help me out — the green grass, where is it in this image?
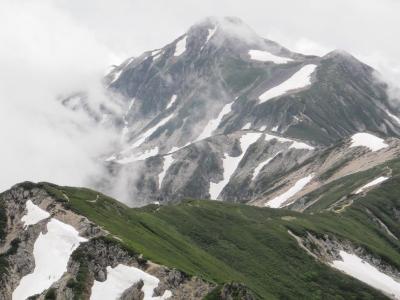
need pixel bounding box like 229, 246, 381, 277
32, 180, 400, 299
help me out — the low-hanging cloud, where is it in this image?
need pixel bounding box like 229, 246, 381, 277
0, 0, 121, 192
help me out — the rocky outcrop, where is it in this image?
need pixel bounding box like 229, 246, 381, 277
289, 230, 400, 280
0, 183, 214, 300
219, 282, 256, 300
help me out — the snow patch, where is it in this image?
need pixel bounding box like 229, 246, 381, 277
248, 49, 293, 64
350, 133, 388, 152
386, 110, 400, 124
271, 126, 278, 132
264, 133, 314, 150
206, 27, 217, 43
242, 122, 251, 130
21, 200, 50, 228
331, 251, 400, 299
91, 264, 172, 300
355, 176, 389, 194
109, 69, 123, 84
174, 36, 187, 57
266, 174, 314, 208
13, 219, 87, 300
117, 147, 159, 164
128, 98, 136, 111
259, 64, 317, 103
252, 152, 281, 180
259, 125, 267, 131
210, 132, 262, 199
196, 102, 233, 141
158, 154, 175, 187
130, 114, 175, 149
166, 95, 177, 109
151, 49, 162, 60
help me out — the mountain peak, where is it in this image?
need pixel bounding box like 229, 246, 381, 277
188, 16, 262, 45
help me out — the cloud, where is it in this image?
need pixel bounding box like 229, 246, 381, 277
0, 0, 120, 191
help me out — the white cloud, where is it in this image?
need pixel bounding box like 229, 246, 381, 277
0, 0, 120, 191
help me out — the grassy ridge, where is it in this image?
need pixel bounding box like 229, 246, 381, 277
38, 178, 400, 299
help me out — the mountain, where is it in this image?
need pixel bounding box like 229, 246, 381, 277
3, 16, 400, 300
86, 17, 400, 206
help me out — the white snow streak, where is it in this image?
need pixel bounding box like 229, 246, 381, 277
386, 110, 400, 124
252, 152, 281, 180
355, 176, 389, 194
21, 200, 50, 228
13, 219, 87, 300
265, 174, 314, 208
350, 133, 388, 152
91, 264, 172, 300
174, 36, 187, 57
117, 147, 159, 164
210, 132, 262, 199
259, 64, 317, 103
130, 114, 174, 149
242, 122, 251, 130
166, 95, 177, 109
158, 154, 175, 187
331, 251, 400, 299
128, 98, 136, 111
206, 27, 217, 43
196, 102, 233, 141
248, 49, 293, 64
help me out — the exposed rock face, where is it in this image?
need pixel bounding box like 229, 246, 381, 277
219, 282, 256, 300
0, 183, 214, 300
289, 231, 400, 281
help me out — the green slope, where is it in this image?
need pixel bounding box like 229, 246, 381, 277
36, 176, 400, 299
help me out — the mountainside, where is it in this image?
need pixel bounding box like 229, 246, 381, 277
81, 17, 400, 207
2, 167, 400, 299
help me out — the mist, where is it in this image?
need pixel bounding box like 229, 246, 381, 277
0, 0, 120, 192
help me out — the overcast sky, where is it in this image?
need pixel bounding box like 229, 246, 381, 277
52, 0, 400, 82
0, 0, 399, 191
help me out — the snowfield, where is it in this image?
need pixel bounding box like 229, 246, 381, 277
252, 152, 281, 180
158, 154, 175, 187
13, 219, 87, 300
248, 50, 293, 64
331, 251, 400, 299
21, 200, 50, 228
355, 176, 389, 194
259, 64, 317, 103
265, 174, 314, 208
210, 132, 262, 199
350, 133, 388, 151
90, 264, 172, 300
196, 102, 233, 141
166, 95, 177, 109
174, 36, 187, 56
